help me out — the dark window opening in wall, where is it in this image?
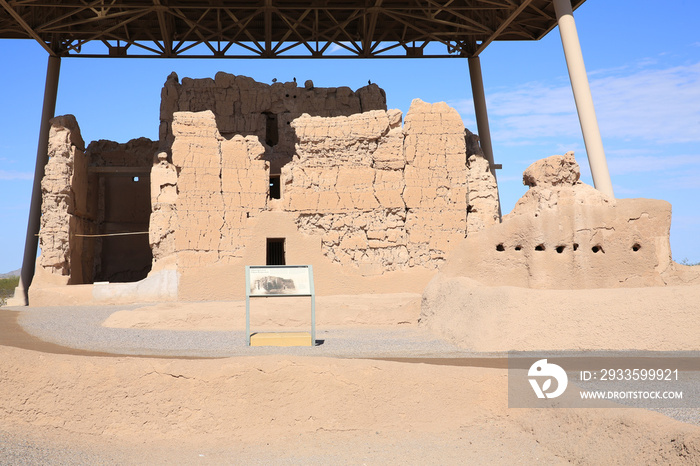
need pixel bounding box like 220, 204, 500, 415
263, 112, 278, 146
267, 238, 286, 265
269, 175, 281, 199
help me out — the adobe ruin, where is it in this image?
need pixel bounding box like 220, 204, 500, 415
28, 73, 697, 305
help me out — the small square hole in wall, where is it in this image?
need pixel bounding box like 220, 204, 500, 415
267, 238, 285, 265
269, 175, 281, 200
132, 176, 139, 182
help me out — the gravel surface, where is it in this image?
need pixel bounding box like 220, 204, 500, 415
14, 304, 482, 359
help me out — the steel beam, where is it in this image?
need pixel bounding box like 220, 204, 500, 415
468, 55, 502, 219
16, 54, 61, 305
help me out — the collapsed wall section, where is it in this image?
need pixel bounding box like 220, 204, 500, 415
438, 152, 692, 289
87, 138, 157, 283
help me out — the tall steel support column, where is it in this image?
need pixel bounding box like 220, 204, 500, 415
553, 0, 614, 197
15, 54, 61, 305
468, 55, 502, 219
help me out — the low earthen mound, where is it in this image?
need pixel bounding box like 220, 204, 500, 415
420, 277, 700, 351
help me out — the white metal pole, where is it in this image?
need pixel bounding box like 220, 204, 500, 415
553, 0, 614, 198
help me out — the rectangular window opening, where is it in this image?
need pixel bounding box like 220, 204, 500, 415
266, 238, 286, 265
269, 174, 281, 200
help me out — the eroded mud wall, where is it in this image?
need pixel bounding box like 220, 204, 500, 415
437, 152, 695, 289
153, 98, 499, 288
287, 100, 499, 272
87, 139, 157, 282
160, 72, 387, 174
39, 115, 94, 284
150, 110, 269, 273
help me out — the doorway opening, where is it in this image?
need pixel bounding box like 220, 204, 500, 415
266, 238, 286, 265
95, 171, 153, 282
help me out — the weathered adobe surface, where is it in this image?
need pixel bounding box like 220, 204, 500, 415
151, 99, 499, 275
160, 72, 387, 173
2, 347, 700, 464
39, 115, 87, 279
151, 110, 269, 270
435, 152, 700, 289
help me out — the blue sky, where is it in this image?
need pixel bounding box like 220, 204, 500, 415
0, 0, 698, 274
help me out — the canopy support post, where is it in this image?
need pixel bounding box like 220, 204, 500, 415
468, 55, 502, 219
14, 54, 61, 306
553, 0, 614, 197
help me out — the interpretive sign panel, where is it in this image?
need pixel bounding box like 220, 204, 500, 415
245, 265, 315, 346
248, 265, 312, 296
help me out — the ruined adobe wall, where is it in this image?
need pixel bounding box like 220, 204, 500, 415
159, 72, 387, 173
153, 98, 499, 289
287, 99, 498, 272
35, 116, 157, 289
434, 152, 700, 289
86, 138, 157, 168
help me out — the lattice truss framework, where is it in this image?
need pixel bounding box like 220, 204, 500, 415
0, 0, 585, 58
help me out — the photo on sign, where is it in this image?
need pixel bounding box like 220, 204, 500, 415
249, 267, 311, 296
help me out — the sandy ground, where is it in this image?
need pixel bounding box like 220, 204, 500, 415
421, 279, 700, 352
0, 346, 699, 464
2, 287, 700, 464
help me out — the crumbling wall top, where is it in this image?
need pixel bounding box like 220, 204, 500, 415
522, 151, 581, 188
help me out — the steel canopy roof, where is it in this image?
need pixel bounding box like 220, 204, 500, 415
0, 0, 586, 59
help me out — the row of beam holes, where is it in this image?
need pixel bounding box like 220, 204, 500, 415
496, 243, 642, 253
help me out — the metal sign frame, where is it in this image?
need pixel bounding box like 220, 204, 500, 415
245, 264, 315, 346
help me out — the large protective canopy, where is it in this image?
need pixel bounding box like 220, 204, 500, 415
0, 0, 584, 58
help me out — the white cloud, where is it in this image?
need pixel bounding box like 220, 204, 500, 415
607, 154, 700, 176
593, 62, 700, 143
0, 170, 33, 181
452, 60, 700, 145
656, 173, 700, 190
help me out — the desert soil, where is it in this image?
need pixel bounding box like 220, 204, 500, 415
2, 293, 700, 464
0, 344, 699, 464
